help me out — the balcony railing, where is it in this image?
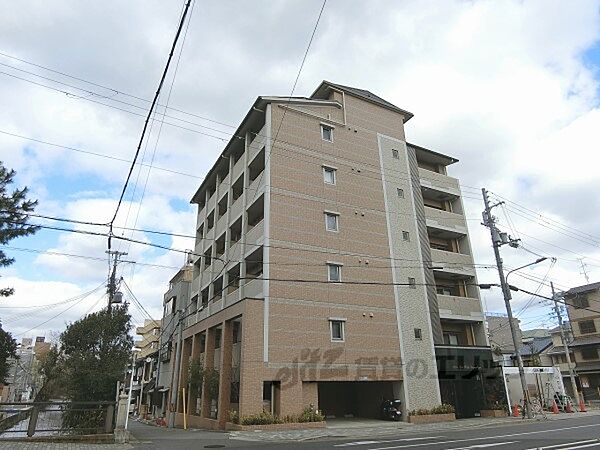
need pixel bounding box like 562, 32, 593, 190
418, 167, 460, 196
437, 294, 483, 320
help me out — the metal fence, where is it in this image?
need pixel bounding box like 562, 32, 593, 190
0, 401, 115, 438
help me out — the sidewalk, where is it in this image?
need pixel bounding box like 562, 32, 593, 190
228, 409, 600, 443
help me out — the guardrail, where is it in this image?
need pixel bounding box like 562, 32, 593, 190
0, 401, 115, 438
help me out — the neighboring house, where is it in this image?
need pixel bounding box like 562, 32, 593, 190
133, 319, 161, 417
542, 324, 578, 397
519, 336, 553, 367
166, 80, 495, 427
5, 337, 50, 402
486, 314, 522, 367
155, 264, 193, 418
563, 282, 600, 401
521, 328, 551, 343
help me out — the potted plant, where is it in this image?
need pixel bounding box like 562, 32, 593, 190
480, 402, 509, 418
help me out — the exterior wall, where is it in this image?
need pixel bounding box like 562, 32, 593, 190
377, 135, 441, 409
176, 83, 487, 426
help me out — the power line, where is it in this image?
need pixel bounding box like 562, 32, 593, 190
0, 50, 235, 130
0, 129, 202, 179
251, 0, 327, 207
13, 284, 105, 337
110, 0, 193, 228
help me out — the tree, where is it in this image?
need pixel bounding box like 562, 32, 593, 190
0, 162, 38, 384
0, 162, 39, 297
59, 305, 133, 402
0, 323, 17, 384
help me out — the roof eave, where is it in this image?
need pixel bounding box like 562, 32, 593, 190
311, 80, 414, 123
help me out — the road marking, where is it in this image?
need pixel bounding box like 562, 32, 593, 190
367, 423, 600, 450
444, 441, 517, 450
335, 437, 444, 447
525, 440, 600, 450
556, 442, 600, 450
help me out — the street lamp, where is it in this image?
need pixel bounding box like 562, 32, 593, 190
505, 257, 548, 284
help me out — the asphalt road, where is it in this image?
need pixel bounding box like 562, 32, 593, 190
130, 416, 600, 450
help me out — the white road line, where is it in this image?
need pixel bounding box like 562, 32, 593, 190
528, 440, 600, 450
367, 423, 600, 450
444, 441, 517, 450
555, 442, 600, 450
335, 437, 445, 447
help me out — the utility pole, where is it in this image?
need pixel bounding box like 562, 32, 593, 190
168, 309, 184, 428
551, 282, 580, 408
578, 259, 590, 284
106, 250, 127, 310
482, 188, 532, 419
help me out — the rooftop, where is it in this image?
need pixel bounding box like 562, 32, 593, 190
564, 281, 600, 297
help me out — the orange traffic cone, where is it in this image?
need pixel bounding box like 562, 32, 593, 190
566, 400, 573, 413
512, 403, 520, 417
551, 400, 559, 414
579, 399, 587, 412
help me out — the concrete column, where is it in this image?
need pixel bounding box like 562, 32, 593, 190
115, 393, 128, 429
201, 327, 216, 418
217, 320, 233, 427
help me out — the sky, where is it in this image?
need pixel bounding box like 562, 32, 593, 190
0, 0, 599, 341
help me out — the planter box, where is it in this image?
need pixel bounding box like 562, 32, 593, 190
480, 409, 508, 418
408, 413, 455, 424
225, 421, 326, 431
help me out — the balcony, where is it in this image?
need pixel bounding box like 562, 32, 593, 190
430, 249, 476, 278
232, 157, 245, 183
245, 219, 265, 246
425, 206, 468, 238
419, 168, 460, 198
244, 277, 264, 299
437, 294, 484, 321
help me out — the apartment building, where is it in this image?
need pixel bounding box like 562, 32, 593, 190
486, 314, 522, 367
167, 81, 496, 428
564, 282, 600, 400
155, 264, 193, 417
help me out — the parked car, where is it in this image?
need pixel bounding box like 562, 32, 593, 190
380, 399, 402, 421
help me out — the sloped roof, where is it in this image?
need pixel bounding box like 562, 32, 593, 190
519, 337, 552, 356
570, 335, 600, 347
311, 81, 414, 122
564, 281, 600, 296
522, 328, 551, 340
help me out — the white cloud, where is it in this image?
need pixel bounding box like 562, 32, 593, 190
0, 0, 599, 336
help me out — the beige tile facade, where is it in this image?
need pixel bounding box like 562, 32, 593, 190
166, 81, 488, 427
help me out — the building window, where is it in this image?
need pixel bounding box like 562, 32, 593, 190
321, 124, 333, 142
572, 296, 590, 309
408, 277, 416, 289
579, 320, 597, 334
414, 328, 422, 340
327, 263, 342, 282
325, 212, 339, 232
397, 188, 404, 198
581, 348, 598, 361
323, 166, 336, 185
329, 319, 345, 341
402, 231, 410, 241
443, 333, 459, 346
392, 149, 399, 159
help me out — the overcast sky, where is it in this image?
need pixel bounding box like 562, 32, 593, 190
0, 0, 599, 341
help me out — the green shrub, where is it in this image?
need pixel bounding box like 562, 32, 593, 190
409, 403, 455, 416
298, 406, 325, 423
240, 411, 283, 425
486, 402, 508, 411
228, 410, 239, 424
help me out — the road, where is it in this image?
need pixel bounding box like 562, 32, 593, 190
130, 415, 600, 449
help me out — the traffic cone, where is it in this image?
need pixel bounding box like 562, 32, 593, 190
579, 399, 587, 412
566, 400, 573, 413
512, 403, 520, 417
551, 400, 559, 414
